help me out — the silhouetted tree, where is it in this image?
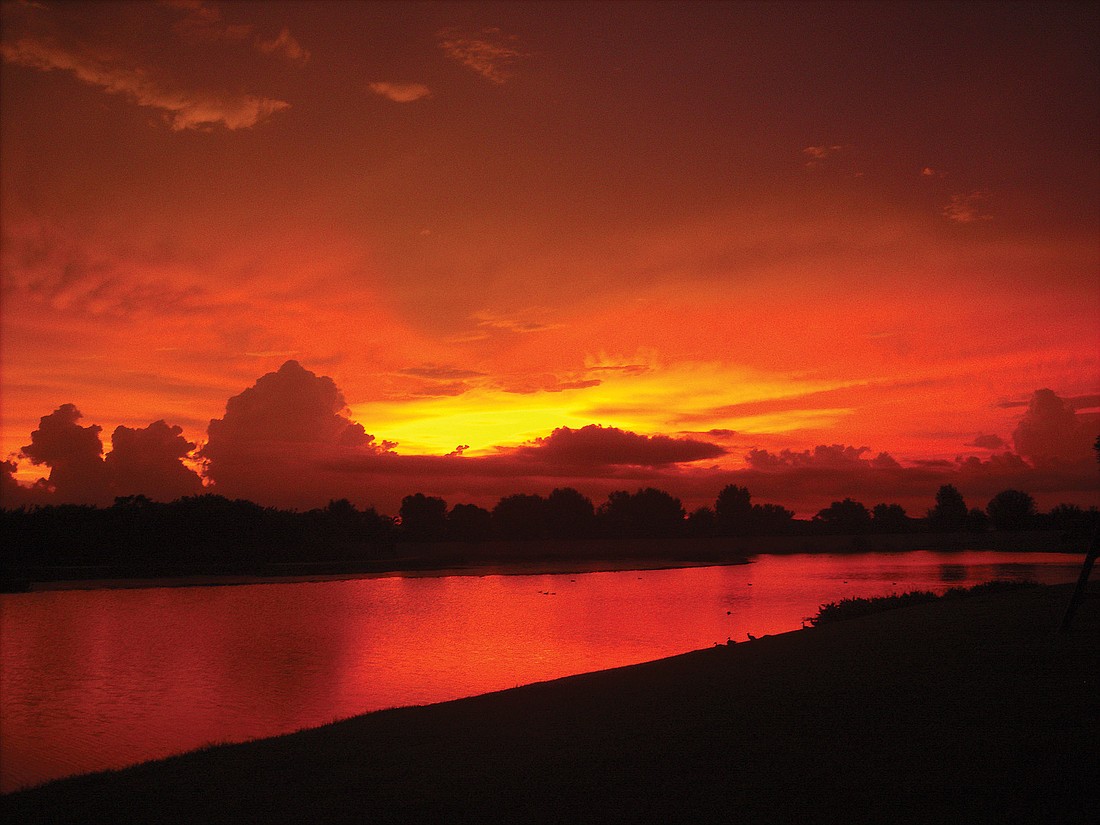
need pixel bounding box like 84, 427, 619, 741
686, 506, 717, 537
544, 487, 595, 539
986, 489, 1037, 531
399, 493, 448, 542
927, 484, 969, 532
966, 507, 990, 533
871, 503, 912, 534
492, 493, 547, 540
715, 484, 753, 535
750, 503, 796, 535
1041, 502, 1095, 532
447, 503, 492, 541
598, 488, 685, 538
319, 498, 360, 542
813, 498, 871, 534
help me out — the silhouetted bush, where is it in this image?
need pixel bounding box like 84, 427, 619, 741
808, 579, 1039, 626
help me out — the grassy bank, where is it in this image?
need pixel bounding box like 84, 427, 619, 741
4, 581, 1096, 823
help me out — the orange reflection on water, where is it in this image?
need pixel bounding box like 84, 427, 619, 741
0, 552, 1084, 792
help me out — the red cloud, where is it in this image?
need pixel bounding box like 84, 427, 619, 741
515, 425, 726, 467
14, 406, 204, 505
745, 444, 899, 471
1012, 389, 1094, 467
5, 371, 1097, 519
105, 420, 203, 501
20, 404, 109, 504
200, 360, 394, 505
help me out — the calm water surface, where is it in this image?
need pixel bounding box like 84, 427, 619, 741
0, 550, 1084, 792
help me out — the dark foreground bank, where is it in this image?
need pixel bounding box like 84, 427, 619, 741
4, 582, 1097, 824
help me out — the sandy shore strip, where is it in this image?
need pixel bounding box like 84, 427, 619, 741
4, 581, 1096, 823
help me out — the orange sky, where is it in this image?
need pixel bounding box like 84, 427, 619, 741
2, 1, 1098, 516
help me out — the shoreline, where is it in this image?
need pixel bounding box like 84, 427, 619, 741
4, 581, 1096, 821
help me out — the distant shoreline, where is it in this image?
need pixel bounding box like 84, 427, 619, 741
3, 530, 1089, 593
10, 557, 747, 593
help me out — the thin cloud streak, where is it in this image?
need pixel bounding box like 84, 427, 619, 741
439, 26, 525, 84
256, 27, 309, 64
0, 35, 288, 130
368, 81, 431, 102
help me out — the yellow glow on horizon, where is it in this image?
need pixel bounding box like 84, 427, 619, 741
350, 361, 855, 456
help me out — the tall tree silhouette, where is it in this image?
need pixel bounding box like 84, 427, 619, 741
545, 487, 595, 539
928, 484, 969, 532
986, 489, 1037, 531
715, 485, 753, 536
813, 498, 872, 534
399, 493, 448, 542
492, 494, 548, 540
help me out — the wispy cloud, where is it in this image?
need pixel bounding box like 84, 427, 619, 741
399, 365, 487, 381
256, 27, 309, 64
166, 0, 253, 43
474, 311, 561, 333
802, 144, 847, 167
0, 35, 289, 130
368, 81, 431, 103
439, 26, 525, 84
943, 190, 992, 224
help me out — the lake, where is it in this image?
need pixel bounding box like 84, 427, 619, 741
0, 550, 1085, 793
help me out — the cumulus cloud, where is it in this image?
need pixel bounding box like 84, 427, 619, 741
1012, 388, 1094, 466
515, 425, 726, 468
205, 360, 381, 450
439, 26, 525, 84
256, 26, 309, 63
0, 34, 289, 130
105, 420, 204, 501
201, 360, 394, 502
1, 460, 30, 508
368, 81, 431, 102
20, 404, 110, 504
13, 406, 205, 504
943, 190, 992, 223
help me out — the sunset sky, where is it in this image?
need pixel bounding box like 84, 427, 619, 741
2, 0, 1097, 516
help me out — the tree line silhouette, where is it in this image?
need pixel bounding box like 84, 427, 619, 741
2, 482, 1095, 584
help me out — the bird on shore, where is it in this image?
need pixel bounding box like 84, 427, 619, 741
747, 633, 757, 641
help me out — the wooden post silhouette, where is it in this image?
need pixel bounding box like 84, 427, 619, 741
1060, 530, 1098, 632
